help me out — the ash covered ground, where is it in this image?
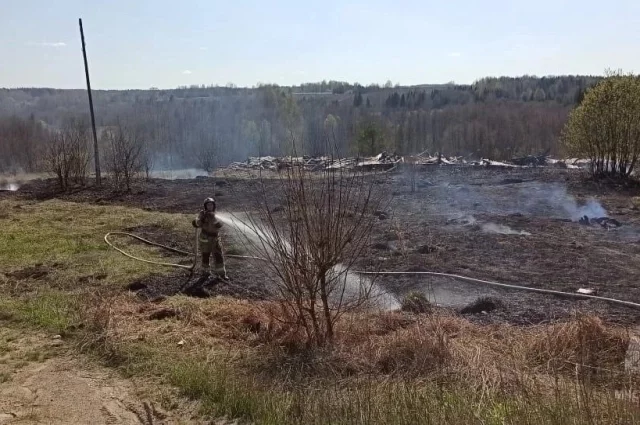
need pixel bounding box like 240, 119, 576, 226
15, 166, 640, 325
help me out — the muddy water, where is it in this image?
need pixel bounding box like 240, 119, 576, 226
217, 212, 400, 310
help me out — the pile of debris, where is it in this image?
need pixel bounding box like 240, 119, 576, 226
405, 151, 466, 166
510, 149, 550, 166
227, 152, 403, 172
578, 215, 622, 229
227, 156, 306, 171
352, 151, 403, 171
223, 150, 592, 172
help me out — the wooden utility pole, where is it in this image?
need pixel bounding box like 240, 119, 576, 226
79, 18, 101, 186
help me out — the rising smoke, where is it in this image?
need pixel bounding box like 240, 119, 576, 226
148, 168, 209, 180
481, 223, 531, 236
0, 177, 20, 191
434, 181, 608, 221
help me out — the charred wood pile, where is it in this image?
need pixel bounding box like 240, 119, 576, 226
510, 149, 550, 166
222, 150, 590, 172
578, 215, 622, 229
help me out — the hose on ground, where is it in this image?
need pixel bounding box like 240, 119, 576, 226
353, 270, 640, 310
103, 231, 268, 271
104, 232, 640, 311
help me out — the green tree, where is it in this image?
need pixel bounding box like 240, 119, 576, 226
561, 72, 640, 179
357, 122, 384, 156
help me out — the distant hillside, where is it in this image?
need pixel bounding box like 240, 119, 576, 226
0, 75, 601, 172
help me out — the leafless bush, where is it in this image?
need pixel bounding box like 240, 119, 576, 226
241, 147, 389, 347
141, 148, 154, 181
43, 118, 91, 190
195, 143, 217, 173
103, 124, 145, 191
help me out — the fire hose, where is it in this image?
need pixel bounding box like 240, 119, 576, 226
103, 229, 266, 273
104, 232, 640, 311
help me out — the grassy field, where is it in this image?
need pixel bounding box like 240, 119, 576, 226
1, 198, 640, 424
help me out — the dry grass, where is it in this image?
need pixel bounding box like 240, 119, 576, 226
73, 293, 640, 424
93, 291, 634, 389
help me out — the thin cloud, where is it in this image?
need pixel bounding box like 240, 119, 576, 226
182, 70, 192, 75
199, 47, 208, 51
27, 41, 67, 47
448, 52, 462, 57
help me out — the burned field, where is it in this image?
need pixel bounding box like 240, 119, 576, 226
16, 166, 640, 326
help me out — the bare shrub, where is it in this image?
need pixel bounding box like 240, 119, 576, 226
141, 147, 154, 181
241, 148, 389, 347
43, 117, 91, 190
195, 143, 217, 173
103, 123, 145, 191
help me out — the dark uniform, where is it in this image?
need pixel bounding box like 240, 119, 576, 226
192, 197, 227, 279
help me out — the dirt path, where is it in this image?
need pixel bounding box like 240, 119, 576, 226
0, 329, 201, 425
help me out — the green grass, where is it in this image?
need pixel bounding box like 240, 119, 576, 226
0, 292, 80, 334
0, 199, 192, 287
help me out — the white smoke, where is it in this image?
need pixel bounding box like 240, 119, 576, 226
0, 177, 20, 191
481, 223, 531, 236
149, 168, 209, 180
563, 198, 608, 220
439, 181, 608, 221
1, 183, 19, 191
522, 183, 608, 220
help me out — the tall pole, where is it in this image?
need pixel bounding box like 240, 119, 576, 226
79, 18, 101, 186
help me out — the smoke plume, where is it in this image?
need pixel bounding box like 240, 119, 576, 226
436, 181, 608, 221
481, 223, 531, 236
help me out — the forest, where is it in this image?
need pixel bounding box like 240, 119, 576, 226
0, 75, 600, 173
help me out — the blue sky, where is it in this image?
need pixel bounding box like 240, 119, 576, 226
1, 0, 639, 89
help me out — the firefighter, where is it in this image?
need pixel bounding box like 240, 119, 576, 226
192, 197, 228, 279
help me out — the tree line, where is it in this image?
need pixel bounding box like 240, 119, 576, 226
0, 75, 601, 176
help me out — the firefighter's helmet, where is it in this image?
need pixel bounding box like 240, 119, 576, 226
203, 197, 216, 210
